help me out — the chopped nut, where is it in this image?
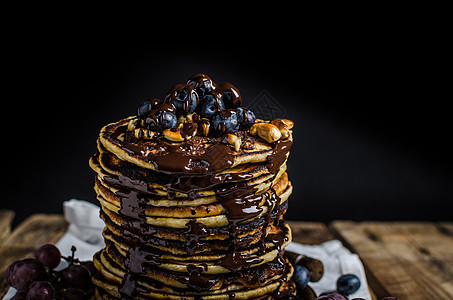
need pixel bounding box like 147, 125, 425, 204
270, 118, 293, 140
177, 112, 199, 127
227, 134, 242, 152
134, 128, 156, 140
198, 118, 210, 137
250, 123, 281, 143
280, 127, 290, 139
163, 125, 197, 142
127, 119, 137, 131
271, 118, 294, 130
163, 128, 184, 142
116, 133, 125, 142
249, 123, 259, 135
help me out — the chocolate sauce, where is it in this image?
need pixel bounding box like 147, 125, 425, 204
215, 82, 242, 108
183, 265, 219, 292
266, 139, 292, 174
219, 251, 263, 272
185, 220, 209, 255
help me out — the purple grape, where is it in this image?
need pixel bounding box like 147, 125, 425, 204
316, 293, 349, 300
25, 281, 55, 300
35, 244, 61, 269
80, 261, 96, 276
11, 292, 26, 300
62, 287, 88, 300
5, 260, 19, 285
60, 264, 92, 290
9, 259, 47, 291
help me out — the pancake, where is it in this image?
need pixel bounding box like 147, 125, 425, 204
90, 74, 296, 299
99, 116, 283, 174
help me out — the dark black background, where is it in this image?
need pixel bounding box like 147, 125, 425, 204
3, 31, 452, 227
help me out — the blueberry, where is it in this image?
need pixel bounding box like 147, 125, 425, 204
211, 109, 239, 134
216, 82, 242, 108
336, 274, 361, 295
187, 73, 214, 97
156, 110, 177, 130
235, 107, 256, 130
293, 265, 310, 290
137, 98, 161, 119
165, 84, 199, 114
199, 94, 225, 118
315, 293, 349, 300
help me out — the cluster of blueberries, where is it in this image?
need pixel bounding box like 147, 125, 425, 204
136, 74, 256, 135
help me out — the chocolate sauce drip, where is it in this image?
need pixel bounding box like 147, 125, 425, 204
266, 139, 292, 174
126, 246, 161, 274
117, 190, 146, 221
119, 246, 163, 298
185, 220, 209, 255
218, 251, 264, 272
183, 265, 219, 292
118, 273, 139, 299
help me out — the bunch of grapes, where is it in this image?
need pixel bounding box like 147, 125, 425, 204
5, 244, 96, 300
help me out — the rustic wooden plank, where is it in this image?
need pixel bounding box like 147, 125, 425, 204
331, 221, 453, 300
0, 210, 15, 245
0, 214, 68, 297
287, 221, 334, 245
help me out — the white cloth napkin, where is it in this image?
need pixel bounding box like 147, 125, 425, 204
286, 241, 371, 299
4, 199, 371, 300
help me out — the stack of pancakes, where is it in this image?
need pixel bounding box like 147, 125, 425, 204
89, 91, 295, 298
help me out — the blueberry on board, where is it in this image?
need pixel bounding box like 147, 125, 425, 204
199, 94, 225, 118
293, 265, 310, 290
315, 293, 349, 300
336, 274, 361, 295
211, 109, 239, 134
235, 107, 256, 130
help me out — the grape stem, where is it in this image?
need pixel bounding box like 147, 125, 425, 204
61, 245, 80, 265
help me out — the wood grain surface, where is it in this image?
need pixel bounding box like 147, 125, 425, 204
2, 214, 451, 299
331, 221, 453, 300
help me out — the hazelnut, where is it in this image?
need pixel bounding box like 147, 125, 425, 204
271, 118, 294, 130
134, 128, 156, 140
227, 134, 241, 152
163, 125, 197, 142
127, 118, 137, 131
198, 118, 210, 137
163, 128, 185, 142
250, 123, 282, 143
